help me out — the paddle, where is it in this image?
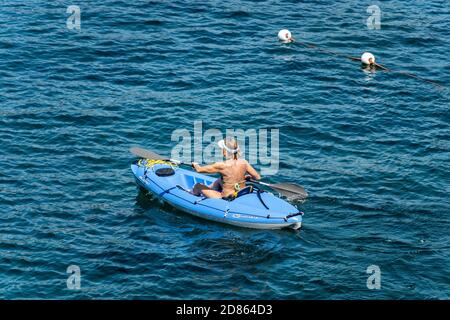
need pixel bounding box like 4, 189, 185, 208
130, 146, 308, 200
248, 179, 308, 201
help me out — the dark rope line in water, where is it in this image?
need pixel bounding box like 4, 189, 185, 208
395, 70, 449, 90
295, 40, 449, 91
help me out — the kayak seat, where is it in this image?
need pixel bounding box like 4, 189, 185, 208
222, 185, 253, 201
184, 175, 209, 187
195, 178, 207, 185
236, 185, 253, 197
184, 175, 195, 188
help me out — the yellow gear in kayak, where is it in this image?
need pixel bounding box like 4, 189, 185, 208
138, 159, 178, 169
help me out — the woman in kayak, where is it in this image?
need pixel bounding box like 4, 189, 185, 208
191, 137, 261, 199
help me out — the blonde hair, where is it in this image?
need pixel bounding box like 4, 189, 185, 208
224, 137, 240, 160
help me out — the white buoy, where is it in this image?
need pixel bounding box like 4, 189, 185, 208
278, 29, 293, 43
361, 52, 376, 65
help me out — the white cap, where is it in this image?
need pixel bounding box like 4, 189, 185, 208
361, 52, 376, 65
218, 139, 239, 154
278, 29, 292, 42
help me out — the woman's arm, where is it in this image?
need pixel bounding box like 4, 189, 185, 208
245, 161, 261, 180
192, 162, 224, 174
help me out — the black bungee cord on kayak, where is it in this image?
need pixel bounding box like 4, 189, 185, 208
142, 163, 303, 221
130, 147, 308, 228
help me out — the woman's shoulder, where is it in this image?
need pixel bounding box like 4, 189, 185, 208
212, 161, 226, 169
237, 159, 249, 165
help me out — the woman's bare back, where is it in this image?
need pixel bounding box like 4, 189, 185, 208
192, 156, 260, 199
219, 159, 248, 196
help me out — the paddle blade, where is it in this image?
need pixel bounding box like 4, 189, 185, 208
130, 147, 165, 160
271, 183, 308, 201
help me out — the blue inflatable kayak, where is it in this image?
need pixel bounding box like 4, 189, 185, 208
131, 159, 303, 230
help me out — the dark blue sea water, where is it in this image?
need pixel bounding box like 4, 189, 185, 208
1, 0, 449, 299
